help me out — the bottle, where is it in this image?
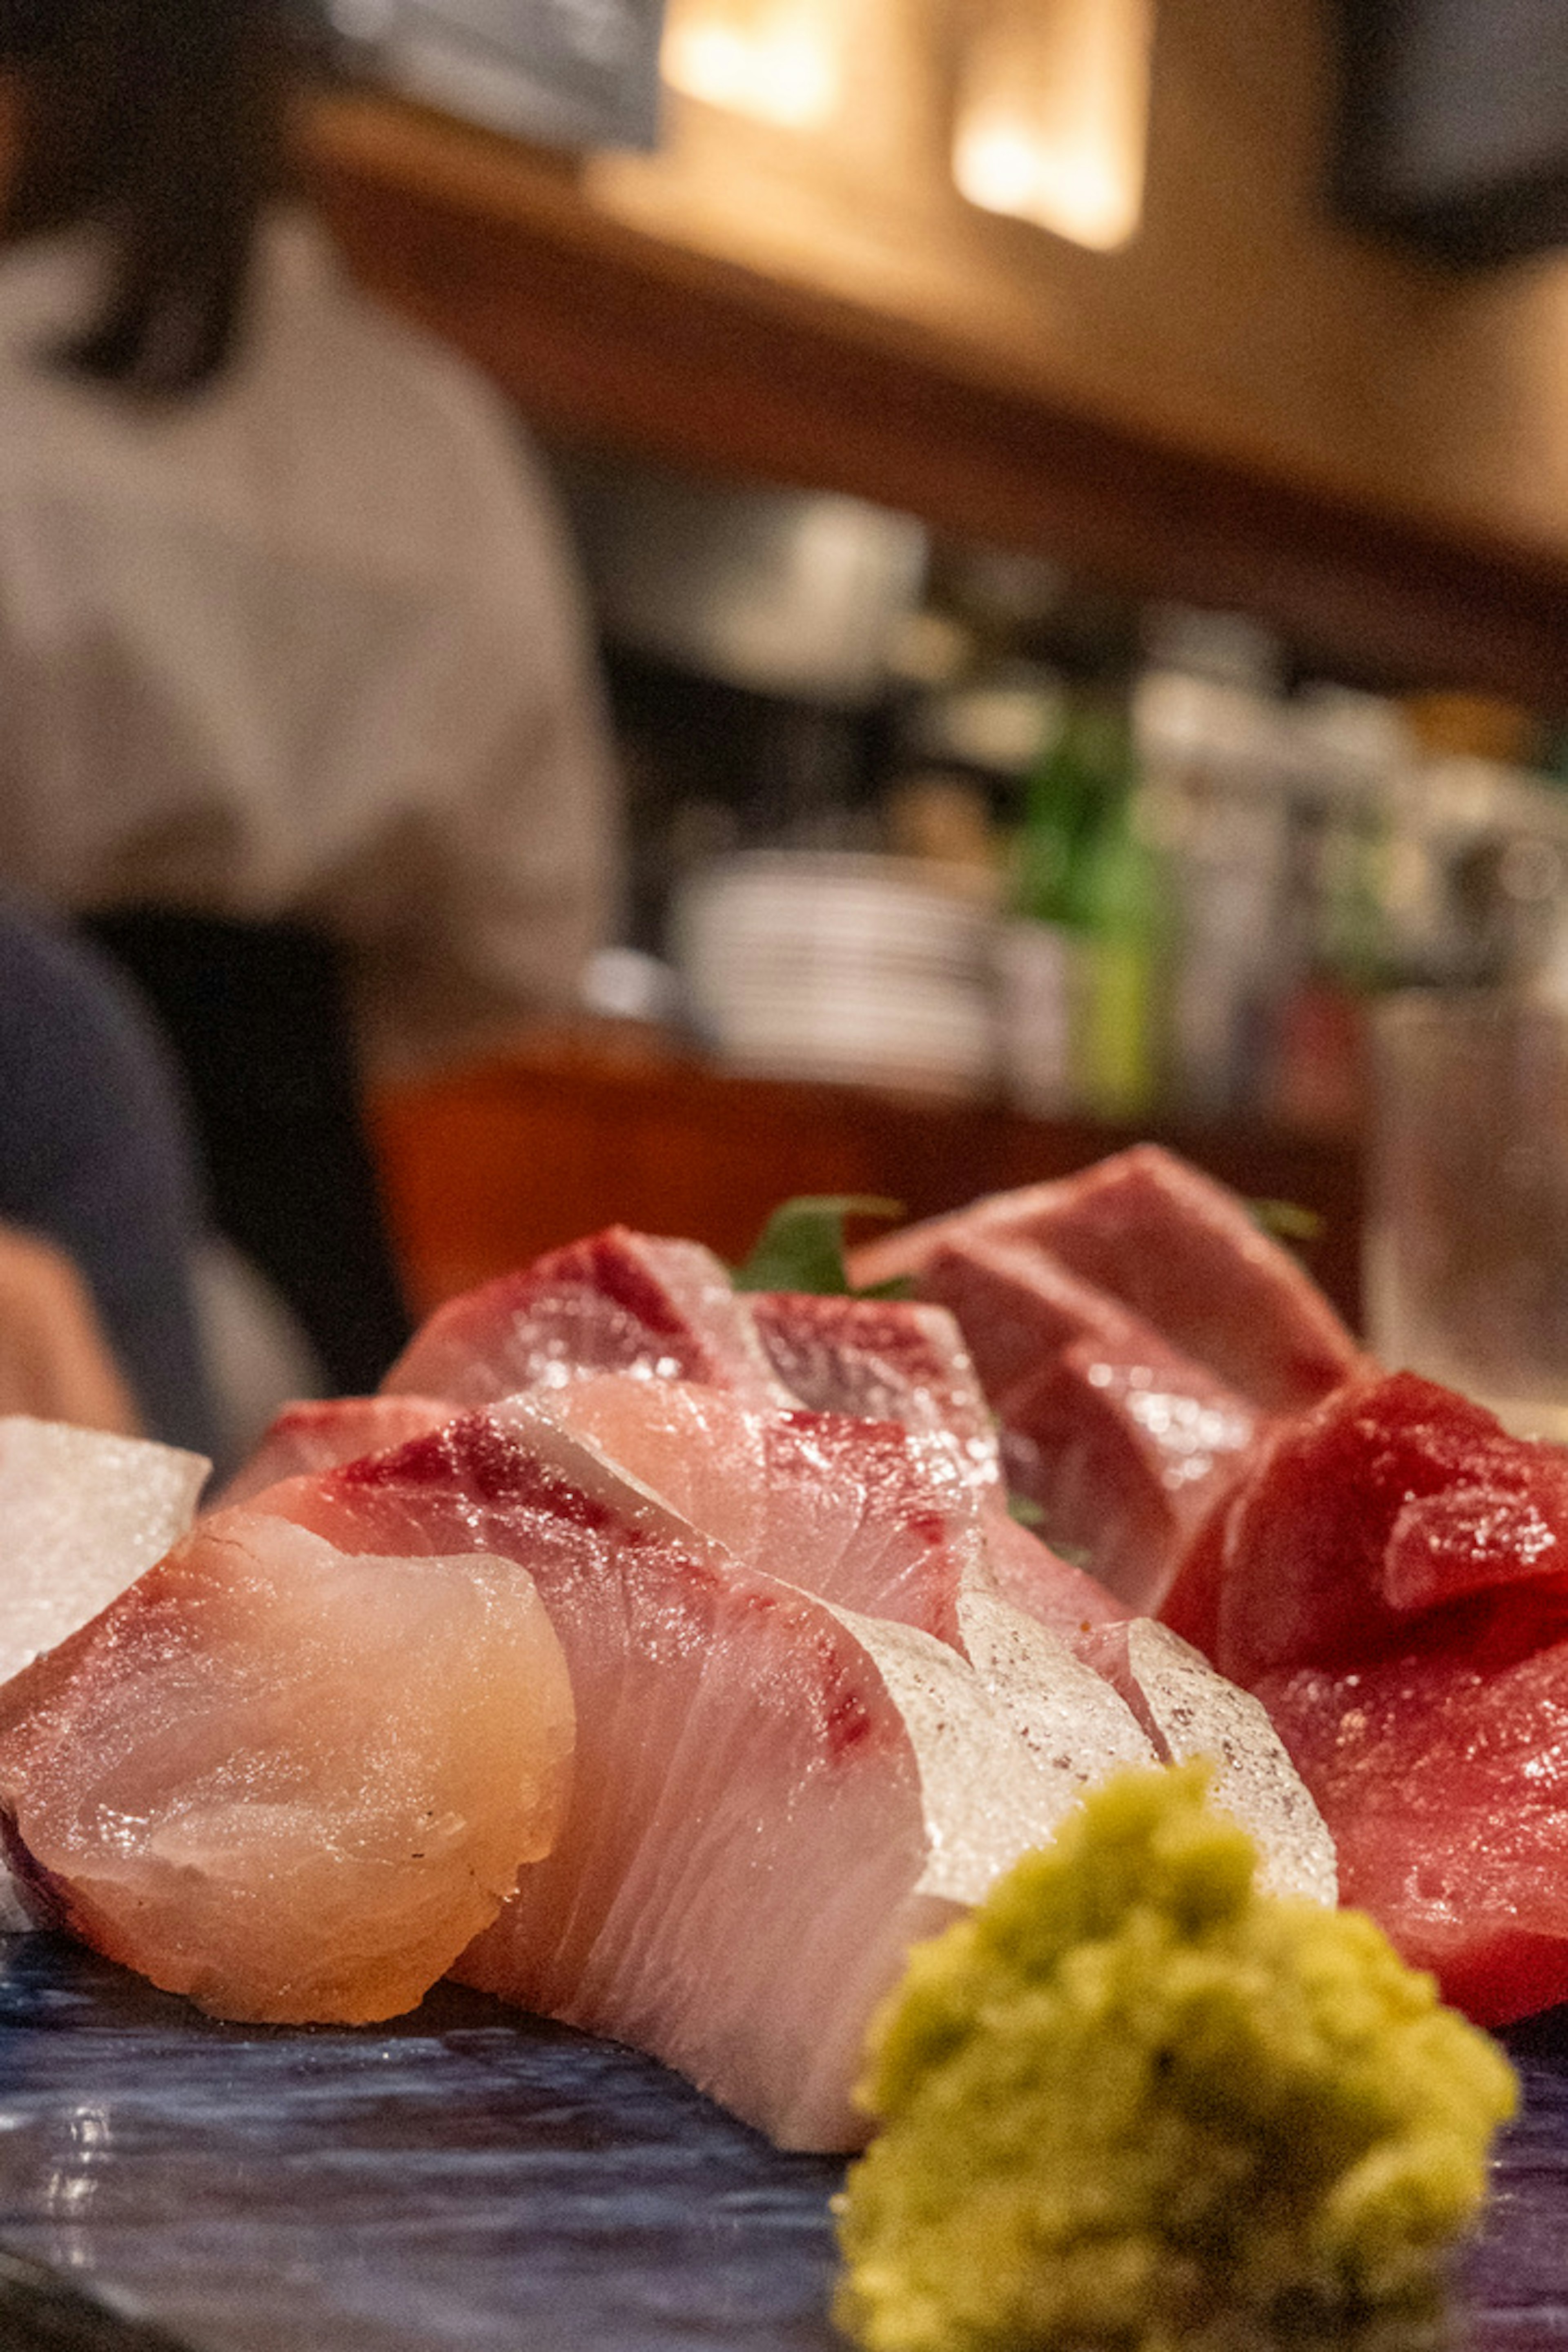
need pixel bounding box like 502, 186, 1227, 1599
1000, 669, 1161, 1120
1066, 682, 1163, 1120
996, 685, 1102, 1115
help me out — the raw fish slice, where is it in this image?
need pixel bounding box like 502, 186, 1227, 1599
530, 1375, 982, 1646
217, 1394, 454, 1506
0, 1511, 574, 2025
950, 1579, 1154, 1793
995, 1327, 1259, 1614
535, 1375, 1130, 1668
878, 1227, 1188, 1403
851, 1144, 1365, 1414
0, 1419, 209, 1688
745, 1291, 1000, 1481
1256, 1645, 1568, 2025
1163, 1369, 1568, 1685
976, 1501, 1129, 1636
832, 1226, 1262, 1609
273, 1407, 1132, 2148
537, 1379, 1161, 1811
0, 1419, 211, 1932
383, 1227, 791, 1409
1072, 1617, 1337, 1905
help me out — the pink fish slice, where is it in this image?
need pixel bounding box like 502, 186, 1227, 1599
0, 1508, 575, 2026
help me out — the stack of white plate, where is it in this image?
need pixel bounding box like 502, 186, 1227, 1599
671, 852, 999, 1098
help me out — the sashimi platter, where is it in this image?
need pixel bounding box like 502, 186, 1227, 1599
4, 1145, 1568, 2352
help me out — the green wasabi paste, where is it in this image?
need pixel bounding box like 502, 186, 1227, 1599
834, 1762, 1516, 2352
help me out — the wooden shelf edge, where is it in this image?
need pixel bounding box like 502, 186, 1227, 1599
301, 89, 1568, 708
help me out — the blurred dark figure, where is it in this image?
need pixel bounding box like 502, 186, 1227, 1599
0, 896, 220, 1458
0, 0, 620, 1391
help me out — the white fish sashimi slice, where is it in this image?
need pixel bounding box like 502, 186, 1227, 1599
0, 1418, 209, 1933
0, 1511, 575, 2022
1074, 1616, 1338, 1906
954, 1582, 1157, 1795
272, 1409, 1094, 2149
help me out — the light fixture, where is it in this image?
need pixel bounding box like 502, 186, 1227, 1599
659, 0, 844, 132
952, 0, 1153, 251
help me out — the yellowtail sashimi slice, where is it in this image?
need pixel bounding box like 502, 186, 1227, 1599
531, 1376, 984, 1646
0, 1510, 574, 2022
383, 1228, 790, 1409
530, 1380, 1323, 1902
274, 1410, 1105, 2149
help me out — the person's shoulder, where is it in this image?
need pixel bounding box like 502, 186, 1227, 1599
261, 215, 549, 502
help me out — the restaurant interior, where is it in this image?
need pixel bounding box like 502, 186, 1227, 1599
10, 0, 1568, 1432
271, 0, 1568, 1377
7, 11, 1568, 2344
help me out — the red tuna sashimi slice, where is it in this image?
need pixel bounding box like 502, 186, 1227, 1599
382, 1227, 790, 1409
0, 1510, 574, 2025
217, 1394, 454, 1506
851, 1143, 1365, 1415
1256, 1645, 1568, 2026
744, 1292, 998, 1478
1072, 1617, 1337, 1906
1163, 1369, 1568, 1686
272, 1408, 1136, 2148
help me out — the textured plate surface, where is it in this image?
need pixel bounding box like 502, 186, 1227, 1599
0, 1933, 1561, 2351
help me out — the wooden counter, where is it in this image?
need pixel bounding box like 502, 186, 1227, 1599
369, 1036, 1364, 1328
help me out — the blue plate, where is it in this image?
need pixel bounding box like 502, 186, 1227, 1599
0, 1933, 1557, 2350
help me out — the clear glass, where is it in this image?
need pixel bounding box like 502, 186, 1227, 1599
1366, 990, 1568, 1439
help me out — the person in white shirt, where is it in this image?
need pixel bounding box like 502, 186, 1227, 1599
0, 0, 622, 1390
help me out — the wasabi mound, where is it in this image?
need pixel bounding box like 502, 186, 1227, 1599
834, 1762, 1516, 2352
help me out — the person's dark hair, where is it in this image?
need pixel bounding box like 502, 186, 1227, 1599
0, 0, 294, 394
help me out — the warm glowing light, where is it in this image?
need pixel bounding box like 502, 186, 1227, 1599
952, 0, 1152, 250
661, 0, 842, 131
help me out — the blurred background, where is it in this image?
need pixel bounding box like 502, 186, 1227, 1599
321, 0, 1568, 1327
12, 0, 1568, 1442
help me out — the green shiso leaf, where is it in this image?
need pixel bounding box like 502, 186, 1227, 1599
733, 1196, 907, 1296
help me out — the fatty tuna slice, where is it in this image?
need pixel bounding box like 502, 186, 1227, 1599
1072, 1617, 1337, 1906
879, 1225, 1262, 1608
217, 1394, 453, 1506
0, 1510, 575, 2025
851, 1143, 1365, 1415
273, 1407, 1137, 2149
382, 1227, 790, 1409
